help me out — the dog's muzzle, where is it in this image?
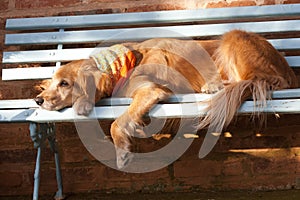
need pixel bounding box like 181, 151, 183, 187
34, 96, 44, 106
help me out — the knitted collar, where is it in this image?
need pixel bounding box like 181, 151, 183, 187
90, 44, 136, 82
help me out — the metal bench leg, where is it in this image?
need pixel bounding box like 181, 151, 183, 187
29, 123, 64, 200
33, 146, 41, 200
47, 124, 64, 200
29, 123, 42, 200
53, 152, 64, 200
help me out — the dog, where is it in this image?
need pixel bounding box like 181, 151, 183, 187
35, 30, 298, 168
35, 37, 223, 168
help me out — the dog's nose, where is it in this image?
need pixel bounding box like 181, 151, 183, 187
34, 96, 44, 106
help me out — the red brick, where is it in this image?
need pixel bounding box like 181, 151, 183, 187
0, 148, 36, 163
104, 166, 169, 182
174, 159, 222, 178
296, 154, 300, 174
38, 0, 82, 8
57, 164, 106, 192
55, 123, 79, 140
206, 0, 256, 8
59, 140, 95, 163
0, 172, 22, 187
0, 163, 34, 195
15, 0, 82, 9
0, 0, 9, 11
223, 156, 245, 176
15, 0, 38, 9
0, 124, 33, 149
251, 158, 297, 175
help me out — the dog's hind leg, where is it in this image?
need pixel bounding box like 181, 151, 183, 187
111, 83, 171, 169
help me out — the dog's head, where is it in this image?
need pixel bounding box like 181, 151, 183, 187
34, 59, 113, 114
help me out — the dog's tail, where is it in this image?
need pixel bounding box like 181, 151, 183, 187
197, 78, 273, 158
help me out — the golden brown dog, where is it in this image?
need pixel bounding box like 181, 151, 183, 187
35, 30, 298, 168
35, 37, 223, 168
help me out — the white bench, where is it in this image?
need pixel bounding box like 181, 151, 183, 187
1, 4, 300, 200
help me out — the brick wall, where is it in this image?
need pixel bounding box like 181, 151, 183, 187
0, 0, 300, 196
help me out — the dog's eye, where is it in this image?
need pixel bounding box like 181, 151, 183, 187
59, 80, 69, 87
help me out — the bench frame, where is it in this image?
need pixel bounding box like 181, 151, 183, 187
1, 4, 300, 200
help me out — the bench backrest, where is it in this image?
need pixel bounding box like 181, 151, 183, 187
3, 4, 300, 81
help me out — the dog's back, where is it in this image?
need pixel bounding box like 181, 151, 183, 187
116, 38, 223, 97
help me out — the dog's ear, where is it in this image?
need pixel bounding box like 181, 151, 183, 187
73, 59, 114, 105
74, 64, 100, 103
35, 79, 52, 92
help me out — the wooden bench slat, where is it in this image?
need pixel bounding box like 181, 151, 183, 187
2, 56, 299, 81
0, 99, 38, 109
5, 4, 300, 31
2, 48, 105, 63
1, 98, 300, 123
285, 56, 300, 67
3, 38, 300, 64
0, 109, 36, 123
238, 99, 300, 115
268, 38, 300, 50
2, 67, 56, 80
270, 88, 300, 99
5, 20, 300, 45
97, 89, 300, 104
1, 89, 299, 110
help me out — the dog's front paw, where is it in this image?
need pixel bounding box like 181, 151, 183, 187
115, 147, 134, 169
73, 98, 94, 115
111, 120, 135, 169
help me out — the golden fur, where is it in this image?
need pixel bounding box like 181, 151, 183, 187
197, 30, 298, 158
35, 30, 298, 168
198, 30, 298, 131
